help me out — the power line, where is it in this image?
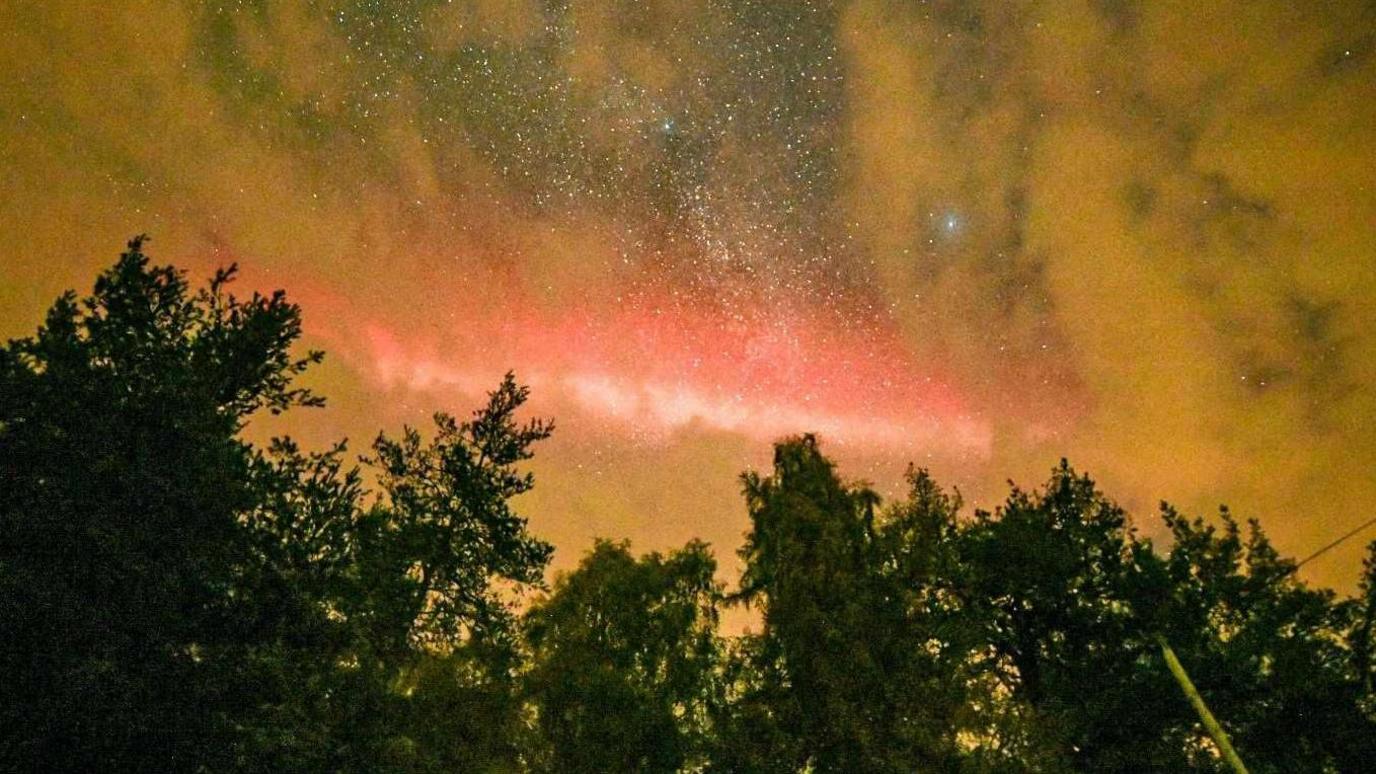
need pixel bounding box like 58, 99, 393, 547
1295, 514, 1376, 569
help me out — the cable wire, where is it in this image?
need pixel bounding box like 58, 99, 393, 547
1294, 514, 1376, 569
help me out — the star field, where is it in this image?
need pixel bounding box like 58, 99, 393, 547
2, 0, 1375, 586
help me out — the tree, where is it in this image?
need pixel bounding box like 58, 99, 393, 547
1354, 541, 1376, 698
876, 467, 1023, 772
727, 435, 966, 773
8, 237, 1376, 773
365, 375, 554, 652
727, 442, 1376, 772
906, 460, 1376, 773
0, 238, 554, 771
952, 462, 1186, 771
1142, 509, 1376, 772
523, 539, 724, 773
0, 236, 324, 770
229, 377, 555, 772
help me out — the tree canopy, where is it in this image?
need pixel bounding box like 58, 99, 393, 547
2, 240, 1374, 772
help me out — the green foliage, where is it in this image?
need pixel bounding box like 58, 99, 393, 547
523, 539, 724, 773
725, 435, 967, 773
367, 377, 555, 650
1144, 509, 1376, 771
724, 442, 1376, 773
954, 464, 1183, 771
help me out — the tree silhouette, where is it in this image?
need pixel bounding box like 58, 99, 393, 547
0, 238, 552, 771
726, 435, 967, 772
523, 539, 724, 773
0, 237, 325, 769
3, 239, 1375, 772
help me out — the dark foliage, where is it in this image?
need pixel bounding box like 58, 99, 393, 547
3, 241, 1374, 772
523, 539, 723, 772
0, 239, 551, 772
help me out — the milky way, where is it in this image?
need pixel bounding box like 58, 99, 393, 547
3, 0, 1375, 587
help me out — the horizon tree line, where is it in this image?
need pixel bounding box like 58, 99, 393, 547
2, 238, 1374, 772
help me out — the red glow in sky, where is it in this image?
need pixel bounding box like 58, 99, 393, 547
4, 0, 1375, 590
328, 279, 990, 455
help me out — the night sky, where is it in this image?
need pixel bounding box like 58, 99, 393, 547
3, 1, 1374, 591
